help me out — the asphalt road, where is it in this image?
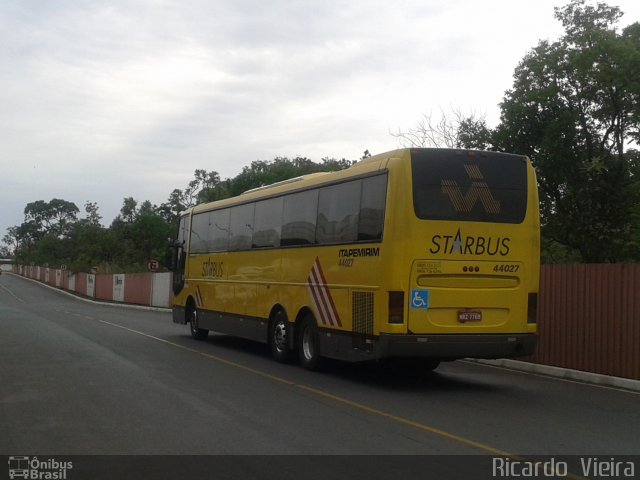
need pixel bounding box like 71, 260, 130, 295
1, 273, 639, 477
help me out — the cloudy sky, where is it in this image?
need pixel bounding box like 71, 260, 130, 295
1, 0, 639, 240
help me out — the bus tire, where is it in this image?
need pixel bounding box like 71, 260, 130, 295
189, 305, 209, 340
270, 310, 294, 363
298, 314, 321, 371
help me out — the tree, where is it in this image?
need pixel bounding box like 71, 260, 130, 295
84, 201, 102, 226
2, 227, 20, 256
495, 0, 640, 262
158, 170, 224, 224
391, 108, 493, 150
220, 156, 354, 199
119, 197, 138, 223
23, 199, 80, 239
9, 155, 357, 272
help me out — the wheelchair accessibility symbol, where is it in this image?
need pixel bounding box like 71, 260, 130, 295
411, 289, 430, 309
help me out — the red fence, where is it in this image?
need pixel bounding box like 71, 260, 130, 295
16, 267, 171, 308
14, 263, 640, 380
95, 275, 112, 301
123, 273, 153, 306
532, 264, 640, 380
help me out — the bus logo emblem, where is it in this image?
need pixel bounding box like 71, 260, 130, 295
441, 165, 501, 214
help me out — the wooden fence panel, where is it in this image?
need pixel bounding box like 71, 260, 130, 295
531, 264, 640, 380
124, 273, 152, 306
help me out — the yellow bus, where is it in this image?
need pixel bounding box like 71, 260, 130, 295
171, 148, 539, 370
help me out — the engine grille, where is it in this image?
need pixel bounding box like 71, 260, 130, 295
352, 291, 374, 336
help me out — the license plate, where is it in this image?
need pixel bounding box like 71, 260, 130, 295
458, 311, 482, 323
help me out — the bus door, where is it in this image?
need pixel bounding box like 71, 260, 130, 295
171, 215, 189, 294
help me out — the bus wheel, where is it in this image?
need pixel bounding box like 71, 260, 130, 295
189, 306, 209, 340
270, 311, 294, 363
298, 314, 321, 371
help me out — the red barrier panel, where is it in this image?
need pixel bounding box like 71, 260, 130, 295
124, 273, 153, 306
529, 264, 640, 380
76, 273, 88, 296
94, 274, 113, 301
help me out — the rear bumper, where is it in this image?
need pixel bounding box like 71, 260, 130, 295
378, 333, 536, 360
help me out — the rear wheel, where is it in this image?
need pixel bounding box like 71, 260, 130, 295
270, 311, 294, 363
189, 305, 209, 340
298, 314, 321, 370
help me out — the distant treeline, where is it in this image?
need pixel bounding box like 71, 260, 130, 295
2, 157, 354, 273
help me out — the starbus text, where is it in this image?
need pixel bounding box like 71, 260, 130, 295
430, 230, 510, 256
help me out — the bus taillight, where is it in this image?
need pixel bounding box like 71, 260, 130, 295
388, 291, 404, 324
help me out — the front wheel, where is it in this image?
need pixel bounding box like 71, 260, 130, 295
298, 314, 321, 370
189, 306, 209, 340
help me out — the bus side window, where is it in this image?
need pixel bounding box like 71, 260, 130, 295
209, 209, 230, 252
229, 204, 255, 251
282, 190, 318, 246
317, 180, 360, 244
253, 197, 283, 248
358, 174, 387, 241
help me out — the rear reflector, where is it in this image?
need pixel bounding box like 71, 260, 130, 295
388, 291, 404, 324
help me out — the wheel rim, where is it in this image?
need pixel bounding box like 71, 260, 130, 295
190, 309, 199, 333
302, 326, 315, 361
273, 321, 287, 353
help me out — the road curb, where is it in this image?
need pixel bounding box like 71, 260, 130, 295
472, 358, 640, 393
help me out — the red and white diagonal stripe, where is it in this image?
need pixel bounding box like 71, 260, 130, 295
195, 285, 203, 308
307, 257, 341, 327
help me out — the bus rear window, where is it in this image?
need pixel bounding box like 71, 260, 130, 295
411, 149, 528, 224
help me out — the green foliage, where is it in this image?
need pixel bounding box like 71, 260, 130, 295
215, 156, 354, 200
158, 169, 224, 225
8, 156, 354, 272
23, 198, 80, 240
494, 0, 640, 262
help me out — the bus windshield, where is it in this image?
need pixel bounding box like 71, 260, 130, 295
411, 149, 528, 224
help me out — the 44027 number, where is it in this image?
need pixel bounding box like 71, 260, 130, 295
339, 258, 354, 268
493, 264, 520, 273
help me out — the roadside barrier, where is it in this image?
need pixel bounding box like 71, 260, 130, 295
16, 265, 172, 308
13, 263, 640, 380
